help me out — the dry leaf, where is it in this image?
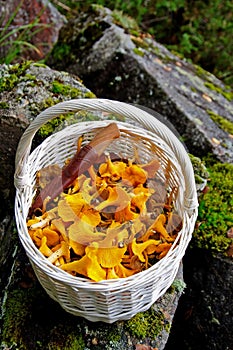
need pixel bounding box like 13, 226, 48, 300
211, 137, 221, 145
202, 93, 212, 102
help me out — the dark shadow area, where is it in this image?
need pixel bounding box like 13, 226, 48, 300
165, 247, 233, 350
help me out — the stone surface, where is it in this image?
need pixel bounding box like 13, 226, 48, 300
0, 0, 66, 61
0, 61, 95, 219
47, 5, 233, 163
165, 248, 233, 350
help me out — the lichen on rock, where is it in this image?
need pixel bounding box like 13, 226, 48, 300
0, 61, 95, 218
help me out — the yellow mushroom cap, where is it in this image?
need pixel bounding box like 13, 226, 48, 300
122, 164, 147, 187
91, 245, 127, 268
39, 236, 53, 257
131, 238, 160, 262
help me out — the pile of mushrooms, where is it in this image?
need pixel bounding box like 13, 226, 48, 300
27, 152, 182, 281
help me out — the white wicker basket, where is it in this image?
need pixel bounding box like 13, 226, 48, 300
14, 99, 198, 323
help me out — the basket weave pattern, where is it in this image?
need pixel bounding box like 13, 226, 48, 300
14, 99, 198, 323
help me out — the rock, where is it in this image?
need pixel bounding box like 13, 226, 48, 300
0, 0, 66, 61
0, 61, 95, 219
165, 248, 233, 350
47, 5, 233, 163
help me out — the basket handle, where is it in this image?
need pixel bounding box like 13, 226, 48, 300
14, 98, 198, 213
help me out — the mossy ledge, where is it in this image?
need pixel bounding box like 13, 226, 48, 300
0, 61, 32, 92
0, 61, 96, 139
204, 81, 233, 101
125, 307, 170, 339
0, 284, 86, 349
193, 161, 233, 255
207, 110, 233, 135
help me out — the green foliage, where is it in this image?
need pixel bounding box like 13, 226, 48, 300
142, 0, 233, 86
51, 43, 71, 62
112, 9, 139, 32
193, 162, 233, 254
0, 0, 49, 64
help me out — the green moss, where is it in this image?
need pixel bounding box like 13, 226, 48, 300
84, 90, 96, 98
32, 62, 48, 68
36, 82, 95, 137
105, 327, 121, 344
112, 9, 139, 34
48, 332, 85, 350
189, 153, 209, 185
24, 73, 36, 81
0, 61, 32, 92
194, 64, 213, 80
40, 97, 58, 109
131, 36, 149, 50
0, 101, 10, 108
38, 115, 67, 137
37, 110, 97, 138
191, 86, 197, 93
1, 284, 87, 350
193, 162, 233, 254
1, 288, 35, 349
125, 308, 168, 339
50, 80, 95, 99
133, 47, 145, 57
51, 80, 83, 98
51, 43, 72, 62
207, 110, 233, 134
204, 81, 233, 101
63, 334, 85, 350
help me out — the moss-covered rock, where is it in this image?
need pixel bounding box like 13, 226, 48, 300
193, 161, 233, 255
47, 5, 233, 163
189, 154, 209, 193
0, 61, 95, 218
